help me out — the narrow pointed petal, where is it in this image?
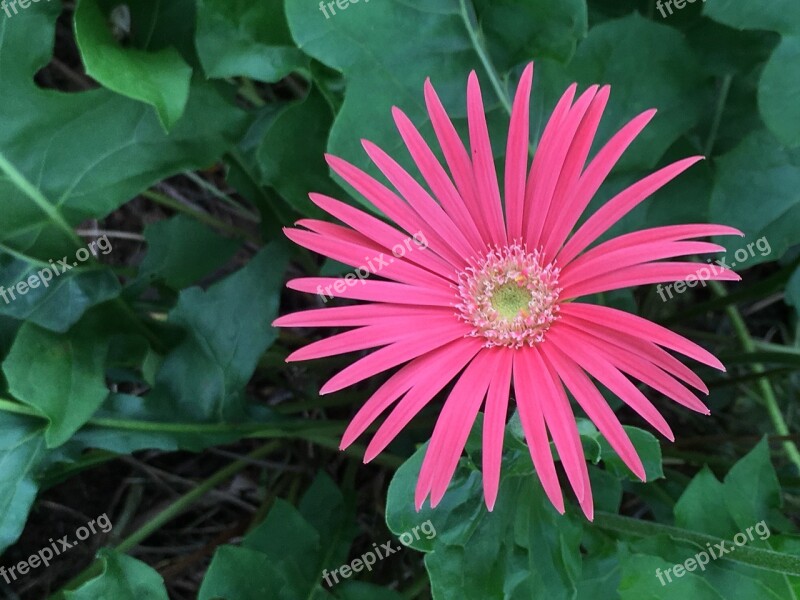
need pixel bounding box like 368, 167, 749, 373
504, 63, 534, 242
427, 350, 499, 507
513, 350, 565, 514
548, 325, 674, 441
529, 348, 588, 504
309, 193, 458, 280
482, 348, 513, 511
526, 84, 595, 249
424, 78, 489, 242
561, 261, 739, 299
559, 241, 726, 290
559, 307, 708, 393
558, 322, 710, 414
540, 85, 611, 259
284, 227, 450, 289
467, 71, 506, 246
274, 304, 450, 328
320, 322, 471, 394
342, 340, 480, 452
286, 315, 457, 362
558, 156, 704, 265
286, 277, 456, 306
546, 109, 656, 256
544, 345, 646, 481
326, 154, 465, 268
363, 140, 477, 260
391, 108, 484, 250
564, 303, 725, 371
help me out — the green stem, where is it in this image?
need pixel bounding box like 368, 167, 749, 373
594, 511, 800, 577
709, 280, 800, 472
52, 442, 281, 598
704, 74, 733, 158
142, 189, 260, 244
458, 0, 512, 115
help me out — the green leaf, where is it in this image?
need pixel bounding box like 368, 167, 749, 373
200, 472, 357, 599
473, 0, 588, 68
702, 0, 800, 37
710, 129, 800, 265
65, 549, 169, 600
722, 439, 782, 531
0, 2, 248, 261
139, 215, 240, 290
564, 13, 706, 170
257, 88, 340, 217
0, 413, 47, 554
3, 322, 109, 447
145, 242, 290, 421
619, 552, 725, 600
196, 0, 308, 81
759, 35, 800, 148
0, 257, 120, 333
74, 0, 192, 129
599, 426, 663, 481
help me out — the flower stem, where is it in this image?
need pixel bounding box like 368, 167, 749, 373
708, 280, 800, 472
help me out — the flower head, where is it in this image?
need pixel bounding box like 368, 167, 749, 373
274, 64, 742, 519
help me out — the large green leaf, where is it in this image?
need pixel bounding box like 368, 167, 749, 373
709, 129, 800, 265
144, 243, 290, 421
74, 0, 193, 129
65, 550, 169, 600
0, 1, 248, 261
0, 413, 47, 554
3, 321, 109, 447
196, 0, 308, 81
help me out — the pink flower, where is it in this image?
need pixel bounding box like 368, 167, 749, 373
274, 64, 742, 519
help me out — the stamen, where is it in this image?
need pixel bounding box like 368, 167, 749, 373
455, 244, 561, 348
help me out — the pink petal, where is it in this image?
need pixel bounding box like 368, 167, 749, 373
286, 277, 456, 306
326, 153, 465, 268
513, 349, 565, 514
366, 338, 483, 464
418, 349, 499, 508
558, 307, 708, 393
362, 140, 477, 261
548, 325, 674, 441
526, 84, 596, 249
467, 71, 507, 246
319, 320, 471, 394
530, 347, 589, 507
342, 338, 480, 450
309, 193, 458, 281
274, 304, 450, 328
558, 322, 710, 414
540, 85, 610, 259
504, 63, 534, 242
564, 303, 725, 371
557, 156, 704, 265
560, 224, 744, 273
559, 241, 726, 290
424, 78, 490, 243
482, 347, 513, 511
561, 261, 739, 299
542, 345, 646, 481
390, 108, 484, 250
286, 314, 458, 362
545, 109, 656, 257
284, 227, 448, 289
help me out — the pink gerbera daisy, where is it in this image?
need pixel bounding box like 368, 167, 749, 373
274, 63, 742, 519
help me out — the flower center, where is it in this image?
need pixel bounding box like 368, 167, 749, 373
455, 244, 561, 349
